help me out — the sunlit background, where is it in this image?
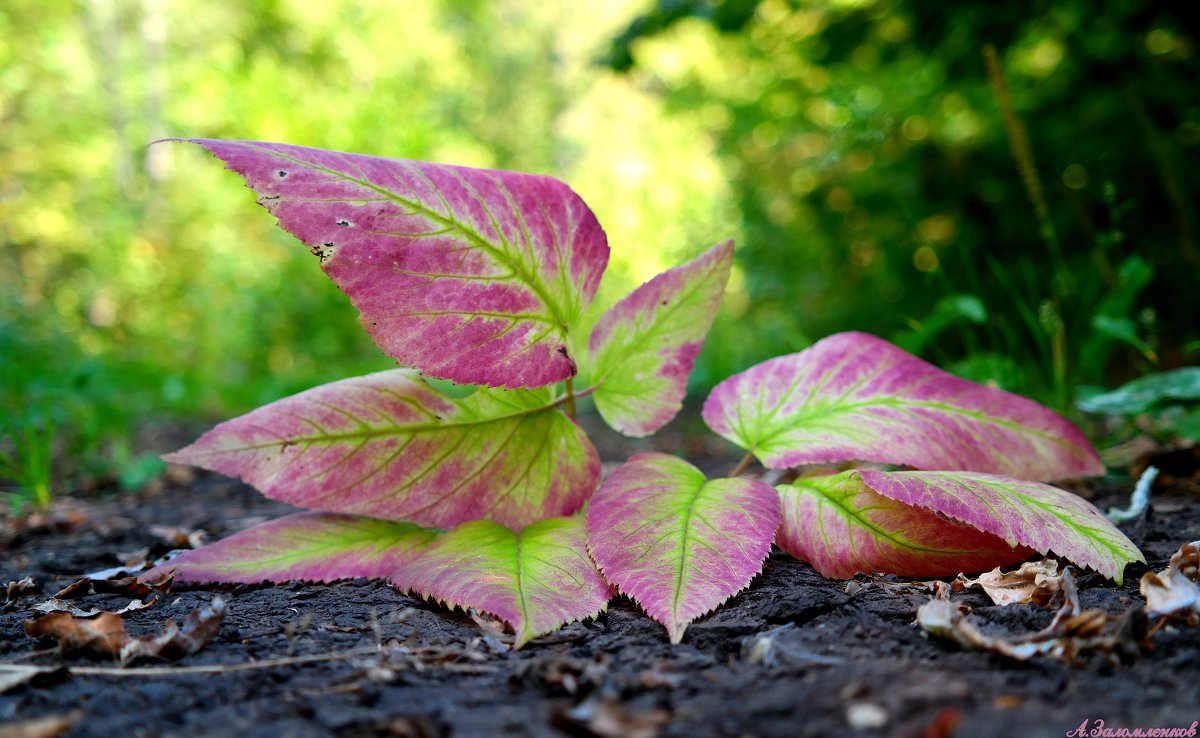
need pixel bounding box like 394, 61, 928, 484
3, 0, 1198, 497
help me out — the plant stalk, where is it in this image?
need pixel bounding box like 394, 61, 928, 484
729, 450, 756, 478
563, 378, 577, 419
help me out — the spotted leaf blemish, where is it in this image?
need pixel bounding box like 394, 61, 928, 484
175, 138, 609, 389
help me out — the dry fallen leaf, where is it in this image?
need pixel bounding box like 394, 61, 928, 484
53, 573, 173, 601
149, 525, 208, 549
0, 710, 83, 738
552, 696, 671, 738
4, 576, 39, 607
119, 596, 227, 663
30, 598, 153, 617
918, 575, 1143, 665
25, 611, 129, 656
1140, 541, 1200, 622
23, 597, 226, 664
953, 559, 1062, 606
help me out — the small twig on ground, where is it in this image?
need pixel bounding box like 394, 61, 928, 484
1107, 466, 1159, 524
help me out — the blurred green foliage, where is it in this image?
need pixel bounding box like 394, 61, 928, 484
2, 0, 1198, 501
0, 0, 732, 501
608, 0, 1200, 403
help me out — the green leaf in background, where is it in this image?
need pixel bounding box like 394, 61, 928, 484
1077, 367, 1200, 416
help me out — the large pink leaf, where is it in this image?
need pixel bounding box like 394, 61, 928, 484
174, 139, 609, 388
143, 512, 438, 584
852, 470, 1143, 583
777, 475, 1029, 579
703, 332, 1103, 480
164, 370, 599, 530
586, 453, 780, 643
588, 241, 733, 437
396, 516, 612, 648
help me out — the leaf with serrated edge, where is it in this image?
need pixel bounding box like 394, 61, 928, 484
587, 453, 780, 643
777, 474, 1029, 579
163, 369, 599, 530
854, 470, 1143, 583
703, 332, 1103, 480
588, 241, 733, 437
141, 513, 439, 584
396, 516, 612, 648
172, 139, 609, 388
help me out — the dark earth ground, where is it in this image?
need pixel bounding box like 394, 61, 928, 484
1, 420, 1198, 738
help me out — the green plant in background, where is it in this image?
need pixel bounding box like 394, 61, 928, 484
605, 0, 1199, 410
0, 419, 53, 513
1078, 367, 1200, 445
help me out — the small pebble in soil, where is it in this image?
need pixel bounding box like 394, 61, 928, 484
846, 702, 889, 730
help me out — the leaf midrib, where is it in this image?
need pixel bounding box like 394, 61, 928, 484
786, 479, 1003, 556
754, 396, 1087, 458
182, 396, 563, 456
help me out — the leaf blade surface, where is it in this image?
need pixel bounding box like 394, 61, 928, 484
177, 139, 609, 387
857, 470, 1144, 583
397, 516, 612, 648
776, 474, 1028, 579
703, 332, 1103, 480
164, 370, 599, 530
588, 241, 733, 436
586, 453, 780, 643
142, 512, 436, 584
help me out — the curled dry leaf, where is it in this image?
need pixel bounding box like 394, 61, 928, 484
25, 612, 128, 656
918, 577, 1144, 665
1140, 541, 1200, 621
953, 560, 1064, 607
551, 696, 671, 738
5, 576, 38, 607
53, 573, 173, 600
119, 597, 227, 663
23, 597, 226, 664
0, 710, 83, 738
31, 598, 154, 617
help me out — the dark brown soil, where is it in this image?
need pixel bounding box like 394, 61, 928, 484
2, 445, 1198, 738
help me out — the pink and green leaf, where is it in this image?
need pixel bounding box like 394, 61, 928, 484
852, 470, 1143, 583
586, 453, 780, 644
776, 475, 1030, 579
588, 241, 734, 437
173, 139, 609, 388
142, 512, 439, 584
702, 332, 1103, 480
396, 516, 612, 648
164, 369, 599, 531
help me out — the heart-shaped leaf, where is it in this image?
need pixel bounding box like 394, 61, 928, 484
703, 332, 1103, 480
588, 241, 733, 437
164, 369, 599, 530
174, 139, 609, 388
776, 475, 1030, 579
832, 470, 1141, 582
587, 453, 780, 643
143, 512, 438, 584
396, 515, 612, 648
